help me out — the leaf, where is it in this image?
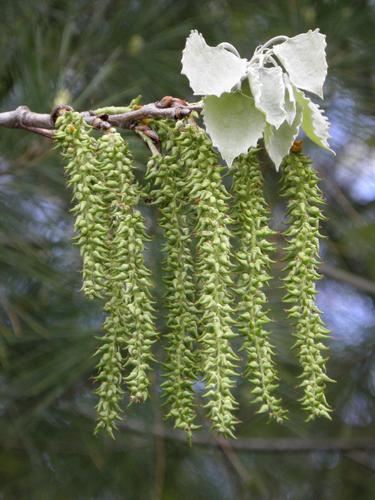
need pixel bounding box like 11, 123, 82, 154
264, 105, 302, 171
203, 92, 266, 165
181, 30, 248, 97
248, 65, 286, 128
283, 73, 296, 125
296, 90, 334, 153
273, 29, 327, 99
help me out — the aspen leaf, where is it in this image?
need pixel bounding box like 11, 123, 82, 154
283, 73, 297, 125
264, 105, 303, 171
248, 65, 286, 128
203, 92, 265, 165
273, 29, 327, 99
296, 89, 334, 153
181, 30, 248, 97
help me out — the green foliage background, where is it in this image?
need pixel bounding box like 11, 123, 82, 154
0, 0, 375, 498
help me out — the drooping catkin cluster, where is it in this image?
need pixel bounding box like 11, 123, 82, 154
147, 120, 198, 437
55, 113, 157, 437
232, 152, 286, 422
281, 152, 332, 419
56, 110, 332, 438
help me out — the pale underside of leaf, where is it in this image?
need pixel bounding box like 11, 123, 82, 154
203, 92, 266, 166
296, 89, 334, 154
248, 65, 286, 128
181, 30, 248, 97
283, 73, 297, 125
273, 29, 327, 99
264, 105, 303, 171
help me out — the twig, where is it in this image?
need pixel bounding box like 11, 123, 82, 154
345, 451, 375, 472
0, 100, 203, 138
320, 263, 375, 296
143, 432, 375, 453
110, 416, 375, 453
215, 435, 251, 483
134, 126, 161, 156
152, 390, 166, 500
9, 408, 374, 456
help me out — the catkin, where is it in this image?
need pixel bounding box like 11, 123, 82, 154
232, 151, 286, 422
177, 123, 238, 436
281, 152, 332, 420
95, 132, 157, 410
55, 111, 110, 299
147, 120, 198, 438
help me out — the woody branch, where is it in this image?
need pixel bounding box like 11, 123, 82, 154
0, 98, 203, 139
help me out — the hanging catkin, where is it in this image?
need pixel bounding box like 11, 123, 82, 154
147, 120, 198, 438
281, 152, 332, 420
54, 111, 110, 299
176, 123, 238, 436
232, 151, 286, 422
56, 118, 158, 436
95, 131, 157, 413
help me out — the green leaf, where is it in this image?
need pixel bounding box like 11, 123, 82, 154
264, 105, 302, 170
203, 92, 265, 165
248, 66, 286, 128
273, 29, 328, 99
283, 73, 297, 125
296, 89, 335, 153
181, 30, 248, 97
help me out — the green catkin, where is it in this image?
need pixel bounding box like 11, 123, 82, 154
54, 111, 110, 299
147, 121, 198, 438
95, 132, 157, 413
281, 152, 333, 420
91, 132, 130, 436
177, 124, 238, 436
232, 151, 287, 422
94, 296, 125, 437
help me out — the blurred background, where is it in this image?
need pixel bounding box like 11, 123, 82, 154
0, 0, 375, 498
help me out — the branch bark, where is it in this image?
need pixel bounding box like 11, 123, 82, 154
0, 100, 203, 138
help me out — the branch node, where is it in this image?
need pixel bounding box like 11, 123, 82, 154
155, 96, 174, 108
91, 116, 111, 130
50, 104, 73, 124
15, 105, 30, 128
175, 107, 191, 119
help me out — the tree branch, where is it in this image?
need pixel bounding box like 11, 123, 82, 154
73, 408, 375, 453
112, 416, 375, 453
0, 100, 203, 138
320, 263, 375, 296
